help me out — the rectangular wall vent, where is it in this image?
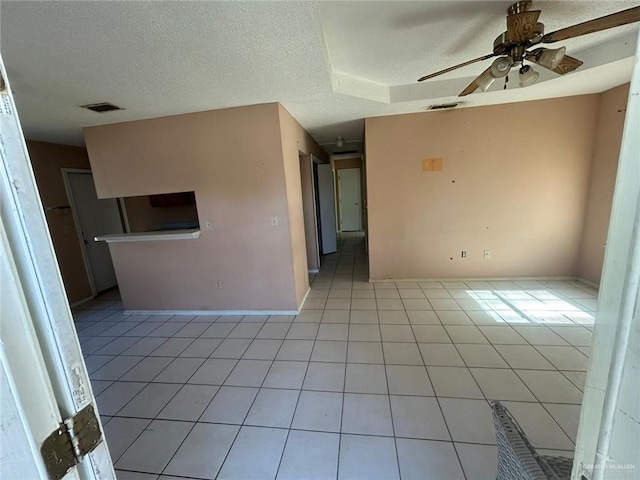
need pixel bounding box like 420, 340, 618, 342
81, 102, 123, 113
335, 149, 359, 155
427, 102, 461, 111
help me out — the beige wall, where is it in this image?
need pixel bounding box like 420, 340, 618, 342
577, 83, 630, 285
277, 104, 328, 307
85, 103, 306, 311
26, 141, 93, 304
365, 95, 601, 280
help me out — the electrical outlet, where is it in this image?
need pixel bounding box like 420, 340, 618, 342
271, 216, 279, 227
204, 220, 213, 230
461, 250, 467, 259
216, 280, 223, 289
484, 250, 491, 259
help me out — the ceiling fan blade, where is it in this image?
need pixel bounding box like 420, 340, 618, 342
459, 67, 491, 97
542, 6, 640, 44
552, 55, 583, 75
418, 53, 494, 82
506, 10, 541, 42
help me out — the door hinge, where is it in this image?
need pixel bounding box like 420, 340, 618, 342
41, 404, 103, 480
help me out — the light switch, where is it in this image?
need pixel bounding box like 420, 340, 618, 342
204, 220, 213, 230
271, 216, 279, 227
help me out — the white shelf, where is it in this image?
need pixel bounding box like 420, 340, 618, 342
94, 228, 201, 243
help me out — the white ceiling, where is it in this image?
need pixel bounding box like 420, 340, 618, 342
1, 1, 638, 151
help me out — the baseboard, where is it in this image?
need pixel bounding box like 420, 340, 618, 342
124, 309, 300, 316
296, 286, 311, 313
70, 296, 94, 308
369, 275, 584, 283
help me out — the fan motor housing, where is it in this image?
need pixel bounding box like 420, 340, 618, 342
493, 22, 544, 58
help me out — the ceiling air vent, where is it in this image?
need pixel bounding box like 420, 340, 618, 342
335, 149, 359, 155
427, 102, 462, 111
81, 102, 123, 113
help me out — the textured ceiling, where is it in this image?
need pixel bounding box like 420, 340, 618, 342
1, 1, 638, 150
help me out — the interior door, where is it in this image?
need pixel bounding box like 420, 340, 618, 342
317, 164, 337, 254
338, 168, 362, 231
1, 222, 73, 480
66, 172, 122, 292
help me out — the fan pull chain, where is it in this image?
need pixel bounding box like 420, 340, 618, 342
504, 74, 509, 89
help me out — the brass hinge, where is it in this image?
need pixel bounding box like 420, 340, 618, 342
40, 404, 103, 480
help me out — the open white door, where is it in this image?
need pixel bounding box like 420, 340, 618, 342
572, 32, 640, 480
1, 221, 71, 480
64, 170, 122, 293
0, 55, 114, 480
316, 163, 337, 254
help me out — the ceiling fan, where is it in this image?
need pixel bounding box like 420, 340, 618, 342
417, 1, 640, 96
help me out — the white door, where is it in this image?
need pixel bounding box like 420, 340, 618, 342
1, 221, 70, 480
317, 164, 337, 254
1, 55, 114, 480
338, 168, 362, 231
66, 171, 122, 293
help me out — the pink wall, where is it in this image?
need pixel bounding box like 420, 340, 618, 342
577, 83, 630, 285
277, 105, 328, 307
365, 95, 601, 280
27, 141, 93, 304
84, 103, 310, 311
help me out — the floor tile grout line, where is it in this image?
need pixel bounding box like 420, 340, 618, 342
105, 415, 579, 451
93, 336, 587, 393
376, 294, 403, 480
273, 263, 328, 480
89, 346, 589, 382
509, 368, 579, 447
107, 320, 247, 471
408, 293, 468, 480
335, 234, 350, 480
210, 308, 301, 479
97, 385, 585, 406
151, 322, 253, 478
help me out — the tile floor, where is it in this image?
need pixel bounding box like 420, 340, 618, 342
75, 233, 596, 480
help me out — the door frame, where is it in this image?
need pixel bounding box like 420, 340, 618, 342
299, 154, 321, 272
316, 163, 338, 255
337, 167, 362, 232
1, 55, 115, 479
62, 168, 129, 297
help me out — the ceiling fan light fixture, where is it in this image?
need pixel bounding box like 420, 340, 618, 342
490, 56, 512, 78
476, 69, 496, 92
536, 46, 566, 70
336, 136, 345, 148
519, 65, 539, 87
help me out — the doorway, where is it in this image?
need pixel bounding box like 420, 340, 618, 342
299, 155, 338, 272
62, 169, 124, 294
299, 155, 320, 272
316, 163, 337, 254
338, 167, 362, 231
